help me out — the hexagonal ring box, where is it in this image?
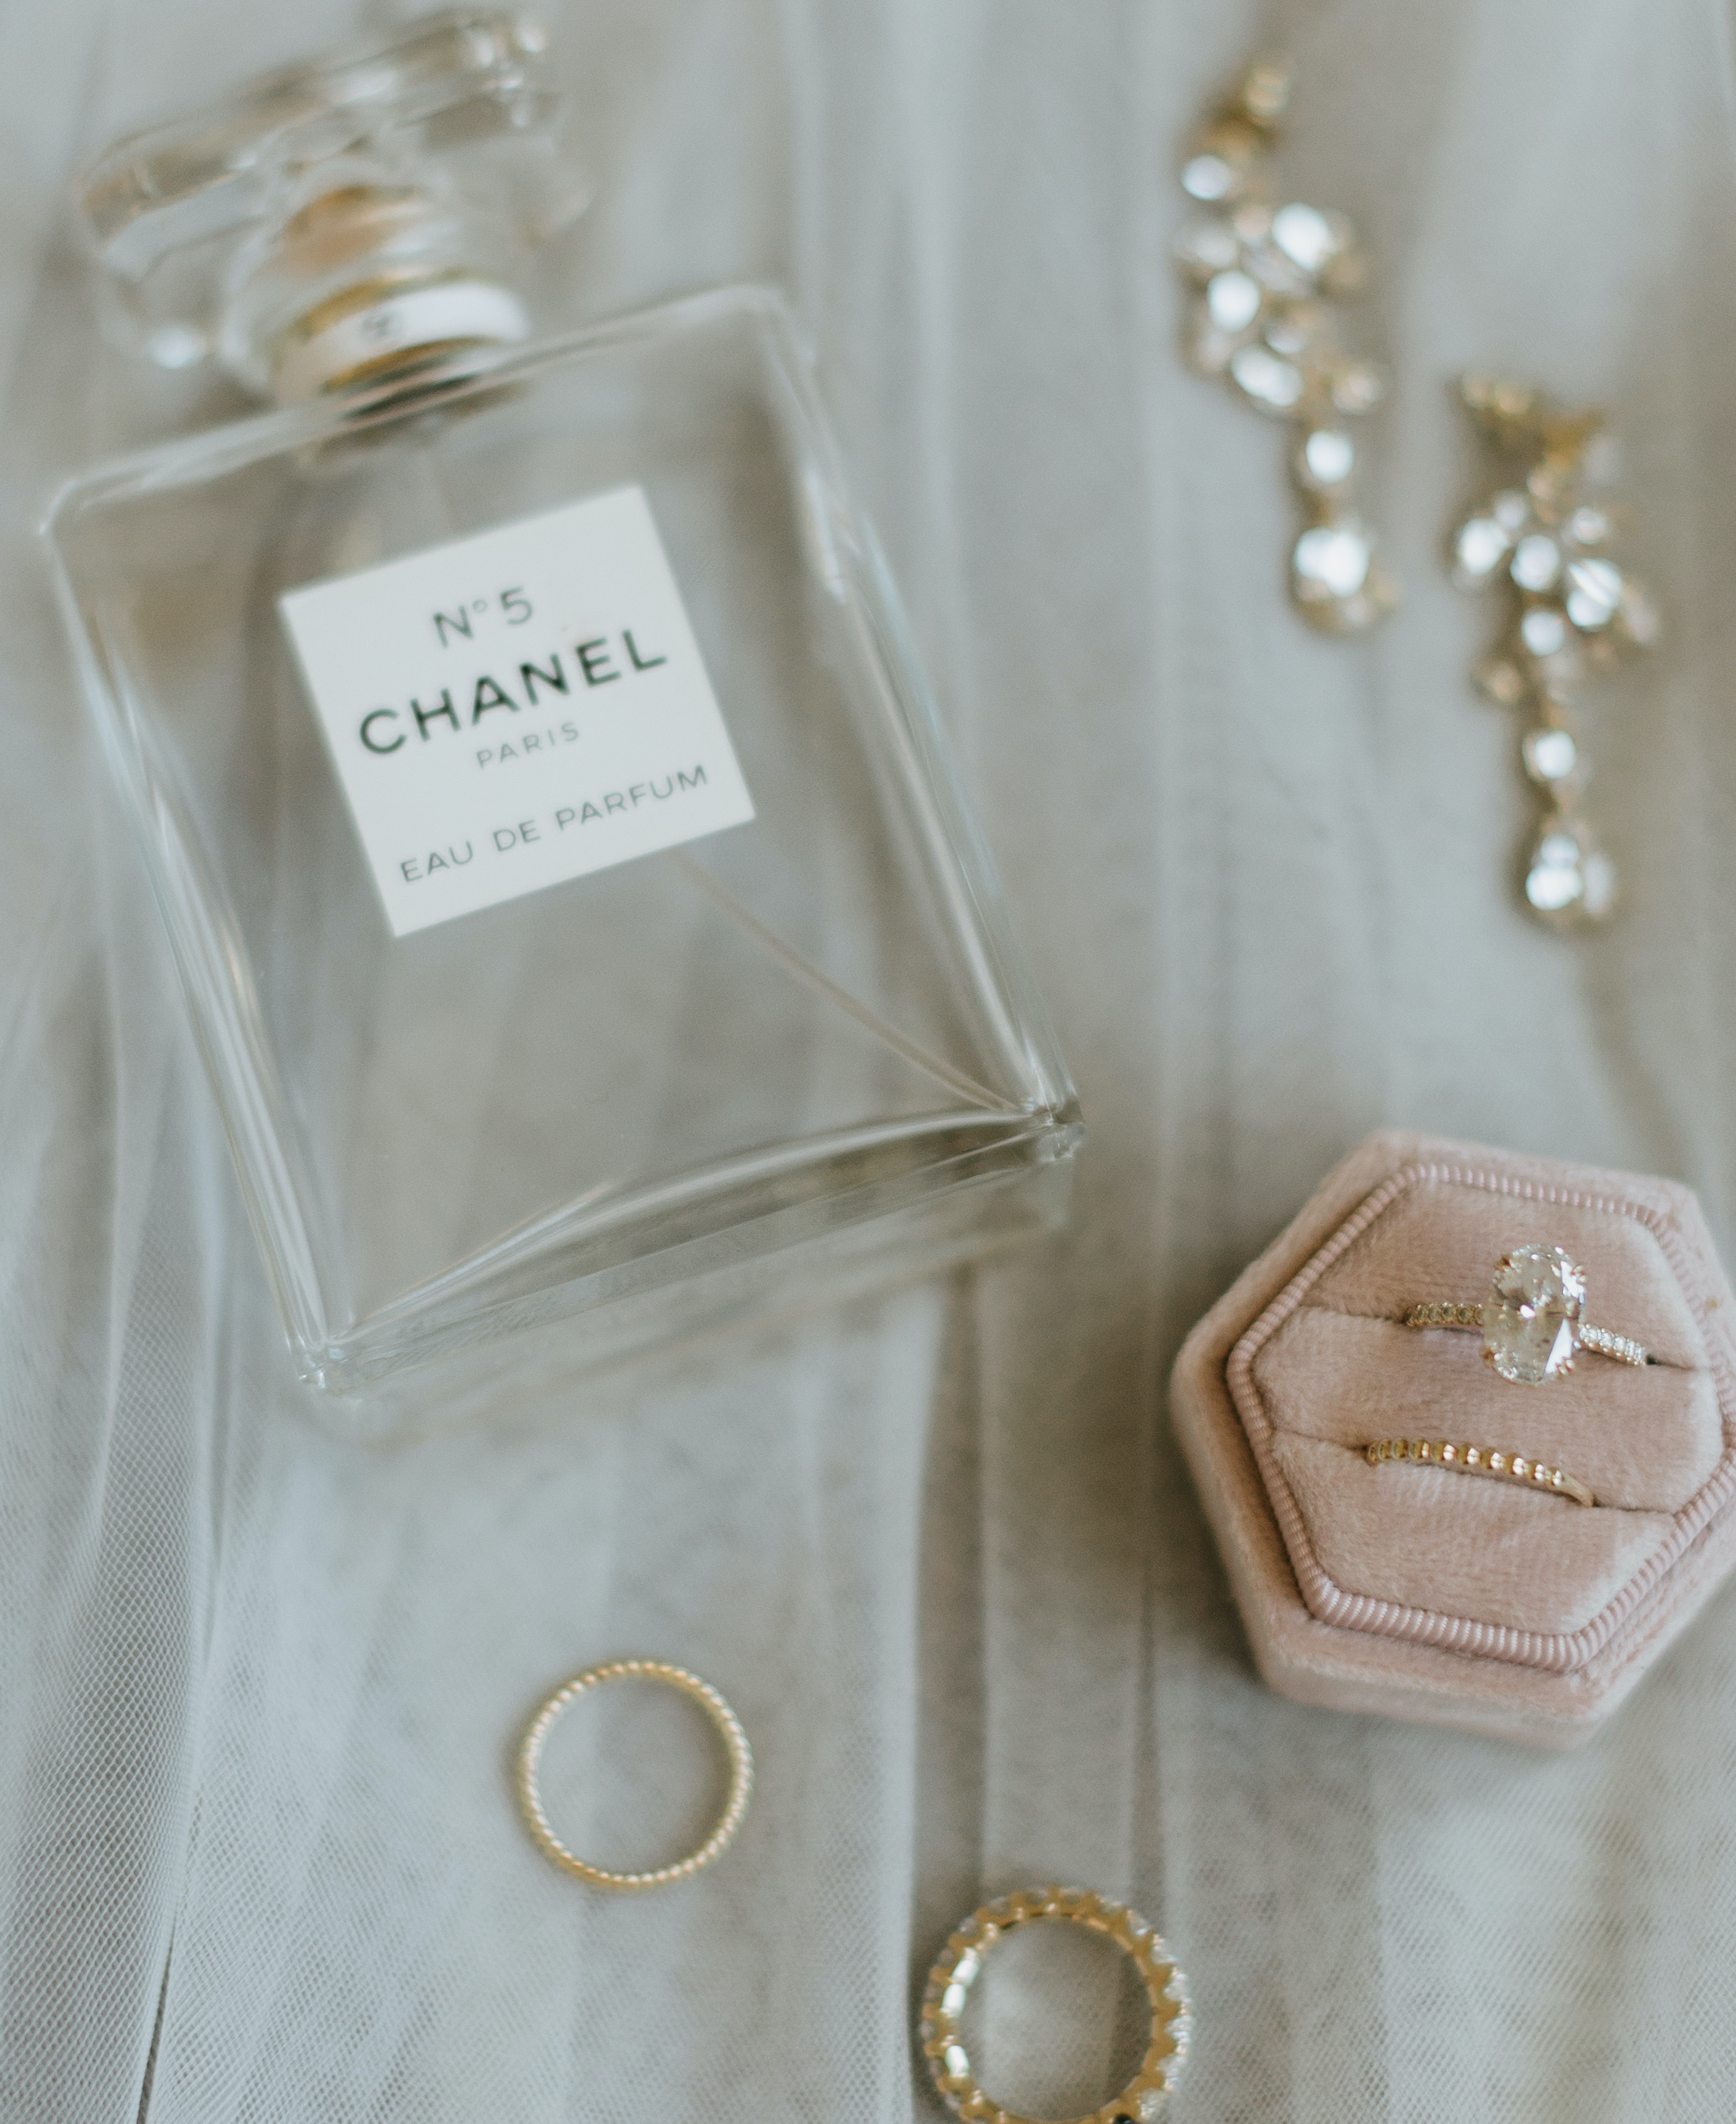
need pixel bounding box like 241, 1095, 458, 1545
1171, 1132, 1736, 1747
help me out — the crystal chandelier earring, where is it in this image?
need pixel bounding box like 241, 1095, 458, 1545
1450, 376, 1660, 926
1174, 58, 1398, 633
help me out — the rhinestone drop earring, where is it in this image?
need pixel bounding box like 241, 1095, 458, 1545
1173, 58, 1398, 634
1449, 376, 1660, 927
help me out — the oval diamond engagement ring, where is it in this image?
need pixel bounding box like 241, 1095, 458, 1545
1403, 1243, 1649, 1384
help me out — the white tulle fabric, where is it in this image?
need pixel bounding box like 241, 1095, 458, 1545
4, 1, 1736, 2119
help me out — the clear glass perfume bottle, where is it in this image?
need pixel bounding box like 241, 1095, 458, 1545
48, 10, 1080, 1430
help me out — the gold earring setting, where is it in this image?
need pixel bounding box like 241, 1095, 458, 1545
1175, 58, 1398, 634
1450, 377, 1660, 926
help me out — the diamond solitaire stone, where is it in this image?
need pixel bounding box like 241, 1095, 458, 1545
1485, 1245, 1586, 1383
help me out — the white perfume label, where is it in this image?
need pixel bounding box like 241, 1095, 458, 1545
279, 485, 755, 937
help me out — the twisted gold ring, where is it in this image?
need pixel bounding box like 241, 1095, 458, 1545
919, 1885, 1192, 2124
514, 1659, 752, 1889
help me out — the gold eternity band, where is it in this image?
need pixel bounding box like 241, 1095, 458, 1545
514, 1659, 753, 1890
920, 1885, 1192, 2124
1364, 1436, 1595, 1508
1405, 1244, 1649, 1382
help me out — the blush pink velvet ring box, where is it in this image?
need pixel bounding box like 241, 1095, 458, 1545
1171, 1131, 1736, 1748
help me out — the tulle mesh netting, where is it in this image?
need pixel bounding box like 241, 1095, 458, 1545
4, 1, 1736, 2118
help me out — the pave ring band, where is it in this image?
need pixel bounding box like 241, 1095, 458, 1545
514, 1659, 752, 1890
1364, 1435, 1595, 1508
1404, 1243, 1648, 1383
920, 1885, 1192, 2124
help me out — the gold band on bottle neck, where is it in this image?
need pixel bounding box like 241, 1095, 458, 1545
273, 267, 529, 402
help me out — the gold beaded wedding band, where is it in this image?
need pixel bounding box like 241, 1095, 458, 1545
920, 1886, 1192, 2124
514, 1659, 752, 1890
1405, 1243, 1648, 1383
1364, 1436, 1595, 1508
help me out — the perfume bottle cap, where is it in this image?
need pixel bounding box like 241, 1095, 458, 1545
72, 9, 588, 403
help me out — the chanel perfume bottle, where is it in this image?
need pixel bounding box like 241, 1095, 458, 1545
48, 12, 1079, 1428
